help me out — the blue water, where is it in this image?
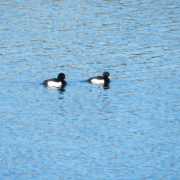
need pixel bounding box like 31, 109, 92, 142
0, 0, 180, 179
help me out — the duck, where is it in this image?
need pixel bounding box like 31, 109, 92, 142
87, 72, 110, 85
42, 73, 66, 88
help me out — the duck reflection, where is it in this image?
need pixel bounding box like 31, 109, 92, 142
57, 84, 66, 93
104, 83, 110, 90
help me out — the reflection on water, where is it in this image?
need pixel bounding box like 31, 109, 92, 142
43, 84, 66, 93
57, 86, 66, 93
0, 0, 180, 179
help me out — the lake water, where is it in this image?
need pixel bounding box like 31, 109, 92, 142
0, 0, 180, 179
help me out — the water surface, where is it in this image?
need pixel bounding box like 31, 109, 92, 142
0, 0, 180, 179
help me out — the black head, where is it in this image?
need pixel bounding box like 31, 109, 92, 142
57, 73, 65, 80
103, 72, 110, 77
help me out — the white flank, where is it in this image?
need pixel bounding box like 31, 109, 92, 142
91, 79, 104, 84
47, 81, 62, 88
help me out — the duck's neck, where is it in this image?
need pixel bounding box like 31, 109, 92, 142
61, 79, 66, 84
104, 76, 110, 83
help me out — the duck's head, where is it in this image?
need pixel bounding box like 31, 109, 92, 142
103, 72, 110, 78
57, 73, 65, 80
